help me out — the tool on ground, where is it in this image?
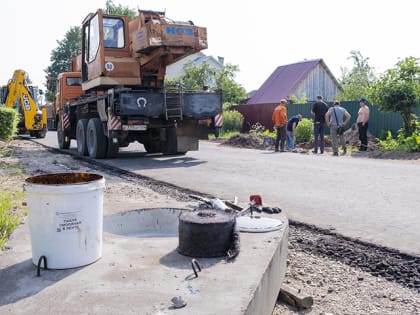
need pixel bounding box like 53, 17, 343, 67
189, 194, 234, 212
249, 194, 263, 206
171, 296, 187, 309
189, 193, 281, 216
211, 198, 230, 211
261, 206, 281, 214
189, 194, 212, 205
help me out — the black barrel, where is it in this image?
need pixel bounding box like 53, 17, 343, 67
178, 210, 235, 258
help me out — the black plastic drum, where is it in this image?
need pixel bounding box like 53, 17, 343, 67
178, 210, 235, 258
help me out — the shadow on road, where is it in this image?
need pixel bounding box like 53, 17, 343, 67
104, 151, 207, 170
0, 259, 80, 306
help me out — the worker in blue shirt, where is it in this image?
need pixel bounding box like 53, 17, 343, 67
286, 114, 302, 150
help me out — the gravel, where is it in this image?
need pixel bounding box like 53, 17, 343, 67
273, 223, 420, 315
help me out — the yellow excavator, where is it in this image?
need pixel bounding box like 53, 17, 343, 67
1, 69, 47, 138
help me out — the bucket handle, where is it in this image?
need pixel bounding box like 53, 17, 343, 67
191, 259, 201, 278
37, 255, 48, 277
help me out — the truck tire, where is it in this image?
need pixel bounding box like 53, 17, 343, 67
35, 129, 47, 139
86, 118, 107, 159
57, 118, 70, 149
106, 136, 119, 158
162, 127, 178, 155
144, 142, 162, 153
143, 129, 162, 153
76, 119, 89, 156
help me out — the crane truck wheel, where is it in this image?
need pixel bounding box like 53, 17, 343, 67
144, 142, 162, 153
86, 118, 107, 159
143, 129, 162, 153
106, 136, 119, 158
76, 119, 89, 156
57, 129, 70, 149
162, 127, 178, 155
57, 118, 70, 149
34, 129, 47, 139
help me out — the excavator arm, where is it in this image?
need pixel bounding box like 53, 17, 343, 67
3, 70, 47, 137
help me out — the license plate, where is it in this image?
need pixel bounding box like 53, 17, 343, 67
122, 125, 147, 131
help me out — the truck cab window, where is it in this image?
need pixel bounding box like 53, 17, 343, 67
103, 17, 125, 48
87, 14, 100, 63
66, 77, 82, 86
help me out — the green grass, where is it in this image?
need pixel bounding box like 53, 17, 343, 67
0, 146, 14, 157
0, 161, 24, 178
0, 145, 26, 250
0, 190, 23, 249
0, 146, 23, 176
208, 131, 240, 140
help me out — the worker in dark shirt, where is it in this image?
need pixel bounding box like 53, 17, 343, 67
311, 95, 329, 154
286, 114, 302, 150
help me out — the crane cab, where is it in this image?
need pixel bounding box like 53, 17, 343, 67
80, 10, 140, 91
80, 9, 209, 91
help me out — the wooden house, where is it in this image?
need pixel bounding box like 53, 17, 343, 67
238, 59, 342, 131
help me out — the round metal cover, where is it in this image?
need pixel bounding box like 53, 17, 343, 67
236, 216, 283, 233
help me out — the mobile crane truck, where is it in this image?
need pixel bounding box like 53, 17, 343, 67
55, 9, 222, 159
1, 70, 47, 138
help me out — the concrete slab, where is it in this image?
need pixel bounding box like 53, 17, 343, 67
0, 206, 288, 315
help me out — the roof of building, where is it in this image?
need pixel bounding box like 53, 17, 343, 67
246, 59, 340, 105
165, 52, 224, 80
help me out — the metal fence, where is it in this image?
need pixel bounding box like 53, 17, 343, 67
237, 101, 420, 138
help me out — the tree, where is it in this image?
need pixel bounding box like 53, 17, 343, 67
338, 51, 376, 101
165, 62, 248, 105
215, 64, 248, 105
44, 26, 81, 102
370, 56, 420, 137
289, 93, 307, 104
166, 61, 217, 90
44, 2, 137, 102
104, 0, 137, 20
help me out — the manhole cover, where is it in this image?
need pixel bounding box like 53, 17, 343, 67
236, 216, 283, 233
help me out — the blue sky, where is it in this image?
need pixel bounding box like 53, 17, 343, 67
1, 0, 419, 93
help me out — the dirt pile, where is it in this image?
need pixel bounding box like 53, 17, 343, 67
221, 133, 270, 150
220, 126, 379, 152
344, 124, 378, 148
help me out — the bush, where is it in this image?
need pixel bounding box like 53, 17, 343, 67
0, 190, 22, 250
0, 106, 19, 142
295, 118, 313, 143
221, 110, 244, 133
377, 129, 391, 141
249, 122, 265, 135
379, 124, 420, 152
379, 131, 403, 151
249, 122, 275, 139
248, 118, 311, 144
404, 133, 420, 152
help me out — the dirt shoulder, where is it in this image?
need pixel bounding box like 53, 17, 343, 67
219, 132, 420, 162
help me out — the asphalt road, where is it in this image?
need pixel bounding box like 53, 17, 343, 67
37, 132, 420, 256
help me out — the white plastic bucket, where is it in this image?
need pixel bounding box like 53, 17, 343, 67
24, 173, 105, 269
